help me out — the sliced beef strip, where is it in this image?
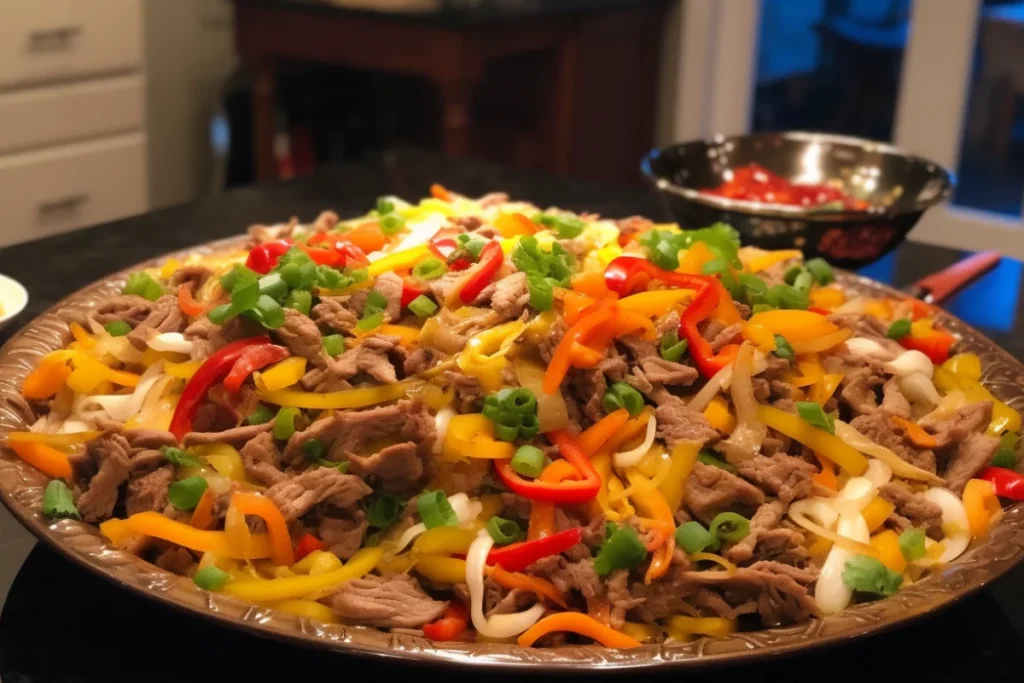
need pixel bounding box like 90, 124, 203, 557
317, 510, 368, 559
125, 465, 174, 516
372, 272, 404, 322
300, 334, 405, 391
839, 366, 884, 416
264, 467, 372, 521
489, 272, 530, 321
484, 578, 536, 618
77, 433, 132, 522
527, 554, 604, 601
120, 428, 176, 450
346, 442, 423, 493
276, 308, 329, 366
693, 560, 818, 626
168, 266, 213, 293
618, 337, 699, 391
656, 399, 719, 449
403, 347, 442, 375
91, 295, 154, 327
184, 315, 260, 360
182, 422, 272, 448
567, 367, 608, 424
736, 453, 816, 505
707, 322, 743, 353
154, 546, 195, 575
310, 210, 340, 233
239, 431, 288, 486
879, 482, 943, 538
311, 296, 360, 334
129, 449, 167, 476
919, 402, 993, 450
944, 432, 999, 495
849, 411, 937, 473
880, 379, 912, 418
445, 369, 486, 412
538, 317, 568, 364
125, 295, 188, 351
326, 573, 448, 628
606, 569, 644, 629
684, 461, 765, 524
724, 500, 786, 563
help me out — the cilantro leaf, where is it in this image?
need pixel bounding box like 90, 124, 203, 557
842, 554, 903, 597
42, 480, 79, 520
161, 446, 203, 469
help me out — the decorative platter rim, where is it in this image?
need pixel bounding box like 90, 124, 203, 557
1, 236, 1023, 671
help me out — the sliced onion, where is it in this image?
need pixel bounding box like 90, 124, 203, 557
832, 477, 876, 517
717, 344, 765, 464
921, 390, 967, 423
836, 297, 868, 315
789, 500, 876, 556
467, 530, 546, 638
844, 337, 895, 360
515, 358, 568, 433
863, 459, 893, 489
794, 497, 839, 530
75, 361, 167, 423
688, 363, 733, 413
393, 492, 483, 553
92, 335, 145, 365
834, 420, 945, 485
815, 513, 870, 615
898, 373, 940, 406
884, 350, 933, 379
433, 407, 456, 455
613, 416, 657, 468
387, 213, 448, 255
147, 332, 194, 354
921, 487, 971, 564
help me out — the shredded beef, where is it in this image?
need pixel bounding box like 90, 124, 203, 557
445, 369, 486, 411
538, 318, 567, 363
327, 573, 448, 628
77, 433, 132, 522
490, 272, 530, 320
840, 366, 883, 415
697, 561, 818, 626
736, 453, 816, 505
619, 337, 699, 391
656, 399, 718, 448
125, 465, 174, 516
310, 210, 339, 233
121, 428, 176, 450
276, 308, 329, 365
403, 347, 442, 375
184, 315, 258, 360
945, 433, 999, 495
239, 431, 288, 486
880, 379, 912, 418
850, 411, 937, 473
91, 295, 154, 327
684, 461, 765, 524
528, 554, 604, 601
920, 402, 992, 450
318, 511, 368, 559
155, 546, 195, 574
567, 367, 608, 423
168, 266, 213, 293
879, 482, 943, 538
125, 295, 187, 351
182, 422, 271, 448
607, 570, 643, 629
301, 334, 404, 391
311, 296, 359, 334
346, 442, 423, 493
264, 467, 372, 520
708, 323, 743, 353
3, 393, 37, 425
372, 272, 404, 322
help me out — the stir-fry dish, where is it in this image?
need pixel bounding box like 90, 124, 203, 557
6, 185, 1022, 648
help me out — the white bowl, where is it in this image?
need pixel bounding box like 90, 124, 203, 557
0, 274, 28, 330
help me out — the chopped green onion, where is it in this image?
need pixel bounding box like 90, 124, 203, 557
805, 257, 834, 285
161, 446, 203, 468
792, 270, 814, 292
675, 521, 717, 554
768, 284, 810, 310
511, 445, 545, 478
991, 449, 1016, 468
887, 318, 911, 340
364, 290, 388, 315
456, 233, 488, 260
408, 295, 438, 318
206, 303, 234, 326
42, 480, 79, 520
518, 413, 540, 439
220, 264, 258, 292
505, 389, 537, 415
709, 512, 750, 543
494, 412, 523, 442
365, 492, 404, 529
302, 438, 326, 462
412, 257, 447, 281
701, 257, 729, 276
417, 490, 458, 529
602, 382, 644, 417
247, 406, 274, 426
796, 401, 835, 434
316, 265, 351, 290
376, 197, 395, 215
535, 213, 586, 239
783, 266, 806, 286
104, 321, 131, 337
277, 262, 303, 289
252, 295, 285, 329
258, 273, 288, 300
697, 450, 737, 473
273, 406, 300, 440
230, 278, 261, 311
752, 303, 776, 314
737, 272, 768, 295
842, 554, 903, 597
659, 330, 688, 362
124, 271, 166, 301
323, 334, 345, 358
593, 524, 647, 575
526, 273, 555, 311
356, 311, 384, 332
168, 476, 208, 511
378, 213, 406, 236
193, 565, 230, 591
284, 289, 312, 316
486, 516, 525, 545
773, 335, 794, 360
898, 529, 926, 562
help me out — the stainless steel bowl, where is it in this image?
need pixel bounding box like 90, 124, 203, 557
641, 131, 954, 269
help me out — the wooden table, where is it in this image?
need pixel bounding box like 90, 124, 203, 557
232, 0, 669, 185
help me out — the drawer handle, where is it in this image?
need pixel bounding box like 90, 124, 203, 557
28, 25, 81, 51
38, 193, 88, 215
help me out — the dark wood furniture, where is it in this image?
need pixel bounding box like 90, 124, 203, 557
232, 0, 669, 185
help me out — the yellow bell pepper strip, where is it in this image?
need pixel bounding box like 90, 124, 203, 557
807, 536, 833, 558
414, 556, 467, 584
591, 452, 619, 521
192, 443, 246, 481
861, 496, 895, 533
456, 320, 527, 391
518, 612, 642, 649
165, 359, 202, 379
963, 478, 1001, 538
5, 430, 101, 449
190, 488, 216, 529
372, 324, 420, 348
376, 552, 418, 574
261, 598, 338, 623
869, 530, 907, 573
367, 244, 430, 277
811, 452, 838, 492
606, 475, 636, 518
943, 353, 981, 381
100, 511, 272, 559
65, 355, 141, 394
677, 241, 716, 274
69, 322, 96, 350
291, 549, 336, 573
809, 372, 843, 406
742, 322, 776, 352
703, 396, 736, 434
528, 459, 581, 540
659, 441, 700, 512
789, 327, 851, 355
229, 493, 295, 566
666, 615, 737, 639
220, 547, 383, 602
757, 404, 868, 475
442, 413, 516, 460
412, 526, 477, 556
258, 356, 307, 391
746, 309, 839, 344
744, 249, 803, 273
577, 409, 631, 457
787, 357, 824, 388
486, 564, 569, 608
624, 469, 675, 583
690, 551, 738, 574
618, 289, 695, 317
21, 353, 73, 400
619, 622, 661, 644
7, 440, 72, 478
933, 367, 1020, 436
890, 415, 938, 449
255, 378, 421, 410
809, 285, 846, 309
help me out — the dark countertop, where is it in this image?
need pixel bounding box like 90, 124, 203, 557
1, 149, 1023, 681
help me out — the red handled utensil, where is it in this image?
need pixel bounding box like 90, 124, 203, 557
902, 251, 1002, 305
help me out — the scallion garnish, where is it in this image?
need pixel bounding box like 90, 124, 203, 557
412, 257, 447, 281
511, 445, 545, 478
284, 289, 312, 316
365, 492, 404, 529
796, 401, 835, 434
379, 213, 406, 236
675, 521, 717, 554
486, 516, 525, 545
601, 382, 644, 417
193, 566, 230, 591
697, 450, 737, 473
417, 490, 459, 529
805, 257, 834, 285
593, 523, 647, 575
247, 406, 274, 426
161, 446, 203, 468
408, 295, 438, 318
323, 334, 345, 358
773, 334, 794, 360
887, 318, 911, 340
898, 529, 926, 562
104, 321, 131, 337
709, 511, 750, 543
123, 271, 166, 302
659, 330, 688, 362
272, 406, 300, 440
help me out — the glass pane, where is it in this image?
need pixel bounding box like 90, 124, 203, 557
752, 0, 911, 141
952, 1, 1024, 217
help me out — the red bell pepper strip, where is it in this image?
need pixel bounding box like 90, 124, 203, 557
222, 344, 290, 392
899, 329, 955, 364
429, 237, 472, 271
493, 429, 601, 504
458, 241, 504, 304
167, 337, 271, 440
603, 256, 738, 378
306, 235, 370, 268
978, 467, 1024, 501
487, 527, 584, 572
421, 602, 469, 641
293, 532, 327, 562
299, 245, 341, 267
400, 275, 427, 308
245, 240, 293, 274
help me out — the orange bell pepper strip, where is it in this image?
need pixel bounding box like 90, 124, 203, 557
562, 290, 597, 326
190, 487, 216, 530
430, 183, 453, 202
584, 308, 655, 350
494, 213, 536, 238
677, 241, 715, 274
963, 478, 1001, 538
527, 459, 582, 540
229, 492, 295, 566
890, 416, 938, 449
577, 409, 631, 457
571, 271, 617, 300
624, 470, 675, 583
486, 564, 569, 608
812, 452, 838, 492
7, 440, 72, 478
567, 342, 605, 368
343, 224, 389, 254
543, 299, 617, 394
22, 355, 72, 400
69, 322, 96, 350
100, 511, 272, 559
517, 612, 642, 649
596, 407, 654, 457
178, 285, 207, 317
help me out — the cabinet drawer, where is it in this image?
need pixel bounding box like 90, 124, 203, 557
0, 75, 144, 155
0, 133, 148, 247
0, 0, 142, 90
